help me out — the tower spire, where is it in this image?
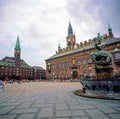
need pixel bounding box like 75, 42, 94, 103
14, 36, 21, 67
15, 36, 21, 50
108, 22, 113, 37
66, 21, 75, 49
108, 22, 112, 31
58, 42, 61, 49
58, 42, 61, 53
67, 20, 73, 37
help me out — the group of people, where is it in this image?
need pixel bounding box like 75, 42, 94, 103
0, 80, 4, 92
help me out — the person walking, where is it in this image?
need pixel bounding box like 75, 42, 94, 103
0, 80, 4, 92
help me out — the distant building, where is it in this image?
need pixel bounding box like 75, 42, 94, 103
33, 66, 46, 80
0, 36, 46, 81
46, 21, 120, 80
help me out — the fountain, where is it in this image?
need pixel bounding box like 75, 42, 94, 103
80, 33, 120, 98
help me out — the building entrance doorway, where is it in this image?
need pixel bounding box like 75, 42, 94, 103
72, 70, 78, 79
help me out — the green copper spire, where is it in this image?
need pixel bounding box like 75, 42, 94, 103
108, 22, 112, 31
58, 42, 61, 49
108, 22, 113, 37
15, 36, 21, 50
67, 21, 73, 37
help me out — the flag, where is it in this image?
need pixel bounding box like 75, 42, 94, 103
74, 32, 76, 43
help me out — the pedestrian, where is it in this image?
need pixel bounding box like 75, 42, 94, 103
0, 80, 4, 92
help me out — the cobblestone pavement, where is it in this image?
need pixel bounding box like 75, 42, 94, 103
0, 81, 120, 119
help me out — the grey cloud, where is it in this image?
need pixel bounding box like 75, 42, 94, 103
0, 0, 119, 68
66, 0, 120, 36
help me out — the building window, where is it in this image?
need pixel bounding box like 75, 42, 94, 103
82, 59, 86, 65
52, 65, 54, 70
83, 67, 86, 72
62, 63, 64, 68
88, 58, 92, 64
77, 60, 81, 65
58, 64, 60, 68
69, 62, 72, 67
59, 64, 61, 69
88, 66, 92, 71
89, 72, 92, 76
83, 73, 86, 77
1, 67, 4, 69
65, 62, 69, 68
64, 62, 67, 68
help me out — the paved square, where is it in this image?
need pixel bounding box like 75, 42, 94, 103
0, 81, 120, 119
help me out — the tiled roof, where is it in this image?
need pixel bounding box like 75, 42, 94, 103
20, 64, 32, 68
46, 45, 94, 60
33, 66, 45, 70
0, 61, 15, 66
0, 57, 31, 68
104, 37, 120, 45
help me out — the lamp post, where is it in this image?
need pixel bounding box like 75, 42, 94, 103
47, 63, 51, 73
53, 72, 54, 82
70, 71, 73, 81
34, 67, 37, 80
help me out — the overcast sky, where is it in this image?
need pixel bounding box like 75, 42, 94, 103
0, 0, 120, 69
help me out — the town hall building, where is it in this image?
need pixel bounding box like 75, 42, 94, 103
46, 22, 120, 80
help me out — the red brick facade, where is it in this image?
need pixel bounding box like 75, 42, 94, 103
46, 22, 120, 80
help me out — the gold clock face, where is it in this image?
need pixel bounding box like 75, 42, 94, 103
68, 39, 71, 42
16, 50, 20, 53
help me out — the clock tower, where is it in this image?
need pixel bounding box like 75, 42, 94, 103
14, 36, 21, 68
66, 21, 76, 49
